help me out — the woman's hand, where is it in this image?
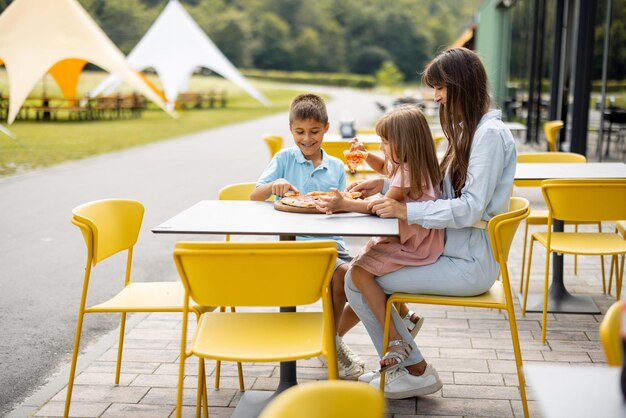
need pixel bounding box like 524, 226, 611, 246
368, 196, 407, 221
347, 178, 384, 198
314, 188, 345, 214
271, 179, 299, 197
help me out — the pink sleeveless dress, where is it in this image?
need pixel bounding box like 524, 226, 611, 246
350, 164, 444, 275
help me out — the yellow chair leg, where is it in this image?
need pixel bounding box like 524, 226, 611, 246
505, 302, 529, 418
542, 248, 551, 344
196, 360, 204, 418
522, 237, 536, 315
237, 362, 244, 390
64, 312, 85, 418
574, 224, 578, 275
519, 222, 530, 293
601, 255, 607, 294
615, 254, 624, 300
115, 312, 127, 384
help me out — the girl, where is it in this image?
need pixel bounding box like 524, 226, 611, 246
315, 105, 443, 374
343, 47, 517, 400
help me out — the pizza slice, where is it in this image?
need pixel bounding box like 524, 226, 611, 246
343, 150, 369, 173
280, 190, 362, 208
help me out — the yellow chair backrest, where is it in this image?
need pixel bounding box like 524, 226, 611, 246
71, 199, 144, 265
259, 380, 384, 418
489, 197, 531, 265
541, 179, 626, 223
357, 128, 377, 134
263, 134, 283, 158
543, 120, 564, 152
218, 182, 257, 201
322, 141, 350, 163
515, 152, 586, 188
173, 241, 337, 308
599, 300, 624, 366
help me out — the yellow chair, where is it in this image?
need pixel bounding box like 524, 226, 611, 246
599, 300, 624, 366
543, 120, 564, 152
173, 240, 339, 418
432, 133, 444, 150
608, 220, 626, 295
380, 197, 530, 418
259, 380, 384, 418
515, 152, 603, 294
357, 128, 377, 134
65, 199, 209, 418
262, 134, 283, 158
523, 179, 626, 344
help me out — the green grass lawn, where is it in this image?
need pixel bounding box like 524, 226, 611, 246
0, 71, 308, 176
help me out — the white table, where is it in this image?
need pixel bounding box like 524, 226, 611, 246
525, 364, 626, 418
153, 200, 398, 418
515, 162, 626, 314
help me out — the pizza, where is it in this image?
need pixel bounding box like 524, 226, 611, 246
280, 191, 362, 208
343, 150, 369, 173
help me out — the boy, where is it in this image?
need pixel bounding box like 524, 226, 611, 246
250, 93, 364, 379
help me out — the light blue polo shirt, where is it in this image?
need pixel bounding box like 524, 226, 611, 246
256, 146, 349, 257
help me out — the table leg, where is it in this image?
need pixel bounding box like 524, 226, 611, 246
519, 220, 600, 314
231, 236, 298, 418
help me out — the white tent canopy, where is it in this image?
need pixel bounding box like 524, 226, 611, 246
91, 0, 269, 108
0, 0, 173, 124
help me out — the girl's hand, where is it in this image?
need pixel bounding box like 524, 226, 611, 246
349, 138, 367, 152
368, 196, 407, 221
314, 188, 345, 214
347, 178, 384, 198
272, 179, 299, 197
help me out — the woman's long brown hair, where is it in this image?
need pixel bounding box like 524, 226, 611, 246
375, 106, 442, 200
423, 48, 491, 197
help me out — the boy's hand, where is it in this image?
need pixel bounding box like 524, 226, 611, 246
347, 178, 384, 198
314, 188, 345, 214
272, 179, 299, 197
349, 138, 367, 152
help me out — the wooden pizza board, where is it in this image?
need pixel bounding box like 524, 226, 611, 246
273, 199, 324, 214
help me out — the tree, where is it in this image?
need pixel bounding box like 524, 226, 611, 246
353, 46, 393, 75
251, 12, 292, 70
376, 60, 405, 87
206, 9, 252, 68
292, 28, 322, 72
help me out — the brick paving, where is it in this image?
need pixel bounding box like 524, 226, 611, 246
11, 140, 622, 417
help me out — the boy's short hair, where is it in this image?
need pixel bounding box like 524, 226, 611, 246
289, 94, 328, 125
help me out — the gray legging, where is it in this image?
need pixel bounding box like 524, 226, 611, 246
345, 232, 498, 366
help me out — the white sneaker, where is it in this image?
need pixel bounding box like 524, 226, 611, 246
337, 347, 364, 380
358, 369, 380, 383
338, 340, 365, 368
370, 365, 442, 399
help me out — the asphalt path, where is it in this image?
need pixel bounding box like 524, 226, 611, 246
0, 87, 392, 415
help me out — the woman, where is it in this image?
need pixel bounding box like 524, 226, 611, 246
345, 47, 517, 399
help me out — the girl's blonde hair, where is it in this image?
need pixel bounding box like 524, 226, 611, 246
375, 105, 442, 200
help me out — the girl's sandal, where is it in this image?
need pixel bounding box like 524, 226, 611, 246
403, 310, 424, 338
379, 339, 412, 374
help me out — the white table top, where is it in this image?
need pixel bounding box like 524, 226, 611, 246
152, 200, 399, 237
515, 162, 626, 180
525, 364, 626, 418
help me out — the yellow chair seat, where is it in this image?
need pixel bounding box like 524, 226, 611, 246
531, 232, 626, 256
389, 281, 505, 309
89, 282, 209, 313
191, 312, 325, 362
